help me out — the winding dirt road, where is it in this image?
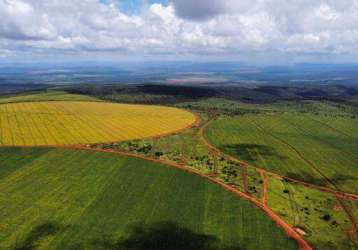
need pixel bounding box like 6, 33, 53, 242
200, 118, 358, 201
5, 111, 356, 250
65, 144, 312, 250
201, 117, 358, 243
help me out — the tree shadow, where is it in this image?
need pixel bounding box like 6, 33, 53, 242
89, 222, 243, 250
222, 144, 287, 163
330, 173, 356, 183
286, 171, 356, 187
286, 171, 327, 186
14, 222, 61, 250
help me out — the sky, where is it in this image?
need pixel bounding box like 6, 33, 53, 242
1, 0, 358, 64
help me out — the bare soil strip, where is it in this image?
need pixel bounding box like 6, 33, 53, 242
3, 110, 356, 249
250, 120, 358, 240
203, 117, 358, 242
61, 144, 312, 250
260, 169, 268, 206
200, 119, 358, 201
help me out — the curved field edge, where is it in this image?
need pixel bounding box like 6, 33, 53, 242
204, 114, 358, 194
0, 147, 298, 250
202, 114, 358, 249
0, 101, 197, 147
86, 113, 356, 249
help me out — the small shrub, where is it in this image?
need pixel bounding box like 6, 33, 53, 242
321, 214, 331, 221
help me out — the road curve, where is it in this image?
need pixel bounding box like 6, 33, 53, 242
63, 145, 312, 250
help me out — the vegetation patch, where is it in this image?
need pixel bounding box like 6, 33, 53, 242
0, 148, 297, 250
205, 113, 358, 193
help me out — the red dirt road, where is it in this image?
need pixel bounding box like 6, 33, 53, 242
4, 111, 353, 249
201, 117, 358, 242
64, 145, 312, 250
200, 119, 358, 201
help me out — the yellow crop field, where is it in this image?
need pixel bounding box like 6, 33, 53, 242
0, 101, 196, 146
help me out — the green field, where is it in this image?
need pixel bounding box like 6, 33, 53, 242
267, 176, 357, 250
0, 90, 99, 104
0, 148, 297, 249
1, 88, 356, 250
205, 113, 358, 193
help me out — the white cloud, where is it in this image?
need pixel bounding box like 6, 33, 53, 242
0, 49, 12, 58
0, 0, 357, 62
170, 0, 225, 21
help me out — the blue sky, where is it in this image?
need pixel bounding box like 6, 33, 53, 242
101, 0, 168, 15
0, 0, 358, 64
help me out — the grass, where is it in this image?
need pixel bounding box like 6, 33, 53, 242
267, 177, 357, 250
1, 90, 356, 249
93, 113, 256, 193
91, 111, 358, 249
205, 113, 358, 194
0, 90, 99, 104
178, 98, 357, 117
0, 147, 297, 250
0, 101, 196, 146
200, 104, 358, 249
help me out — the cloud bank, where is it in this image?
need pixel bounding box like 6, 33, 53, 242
0, 0, 358, 62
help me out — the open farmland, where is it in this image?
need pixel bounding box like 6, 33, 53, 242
0, 101, 196, 146
266, 176, 358, 250
1, 85, 357, 250
0, 147, 297, 250
94, 109, 358, 249
0, 90, 100, 104
205, 113, 358, 194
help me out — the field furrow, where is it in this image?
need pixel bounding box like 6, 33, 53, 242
0, 148, 298, 250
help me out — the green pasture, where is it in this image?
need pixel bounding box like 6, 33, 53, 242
0, 148, 297, 250
205, 113, 358, 193
0, 90, 99, 104
267, 177, 356, 250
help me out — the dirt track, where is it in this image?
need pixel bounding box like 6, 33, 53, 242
4, 111, 356, 249
259, 169, 268, 205
200, 119, 358, 201
201, 117, 358, 242
65, 145, 312, 250
1, 112, 313, 249
250, 120, 358, 240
